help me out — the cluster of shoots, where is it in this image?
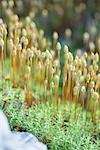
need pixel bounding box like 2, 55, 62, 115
0, 1, 99, 124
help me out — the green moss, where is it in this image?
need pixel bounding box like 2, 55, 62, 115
0, 81, 99, 150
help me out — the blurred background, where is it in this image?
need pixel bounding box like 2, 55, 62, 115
0, 0, 100, 55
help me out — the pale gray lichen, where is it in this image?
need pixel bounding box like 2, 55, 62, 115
0, 111, 47, 150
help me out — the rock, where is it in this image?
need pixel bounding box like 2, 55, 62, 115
0, 111, 47, 150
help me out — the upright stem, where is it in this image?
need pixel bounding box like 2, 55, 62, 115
54, 85, 58, 113
67, 71, 71, 100
62, 82, 66, 116
73, 86, 79, 120
80, 93, 84, 111
74, 95, 78, 120
4, 29, 7, 61
25, 66, 32, 107
80, 86, 86, 111
87, 84, 91, 111
12, 55, 16, 88
1, 47, 4, 89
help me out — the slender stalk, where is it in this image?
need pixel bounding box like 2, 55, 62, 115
1, 46, 4, 89
3, 25, 7, 61
25, 90, 32, 107
73, 85, 79, 120
62, 80, 66, 116
54, 75, 59, 113
25, 66, 32, 107
67, 70, 71, 100
0, 38, 4, 89
91, 92, 99, 124
12, 49, 17, 88
87, 83, 91, 111
80, 86, 86, 111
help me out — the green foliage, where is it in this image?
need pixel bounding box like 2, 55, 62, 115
0, 81, 99, 150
